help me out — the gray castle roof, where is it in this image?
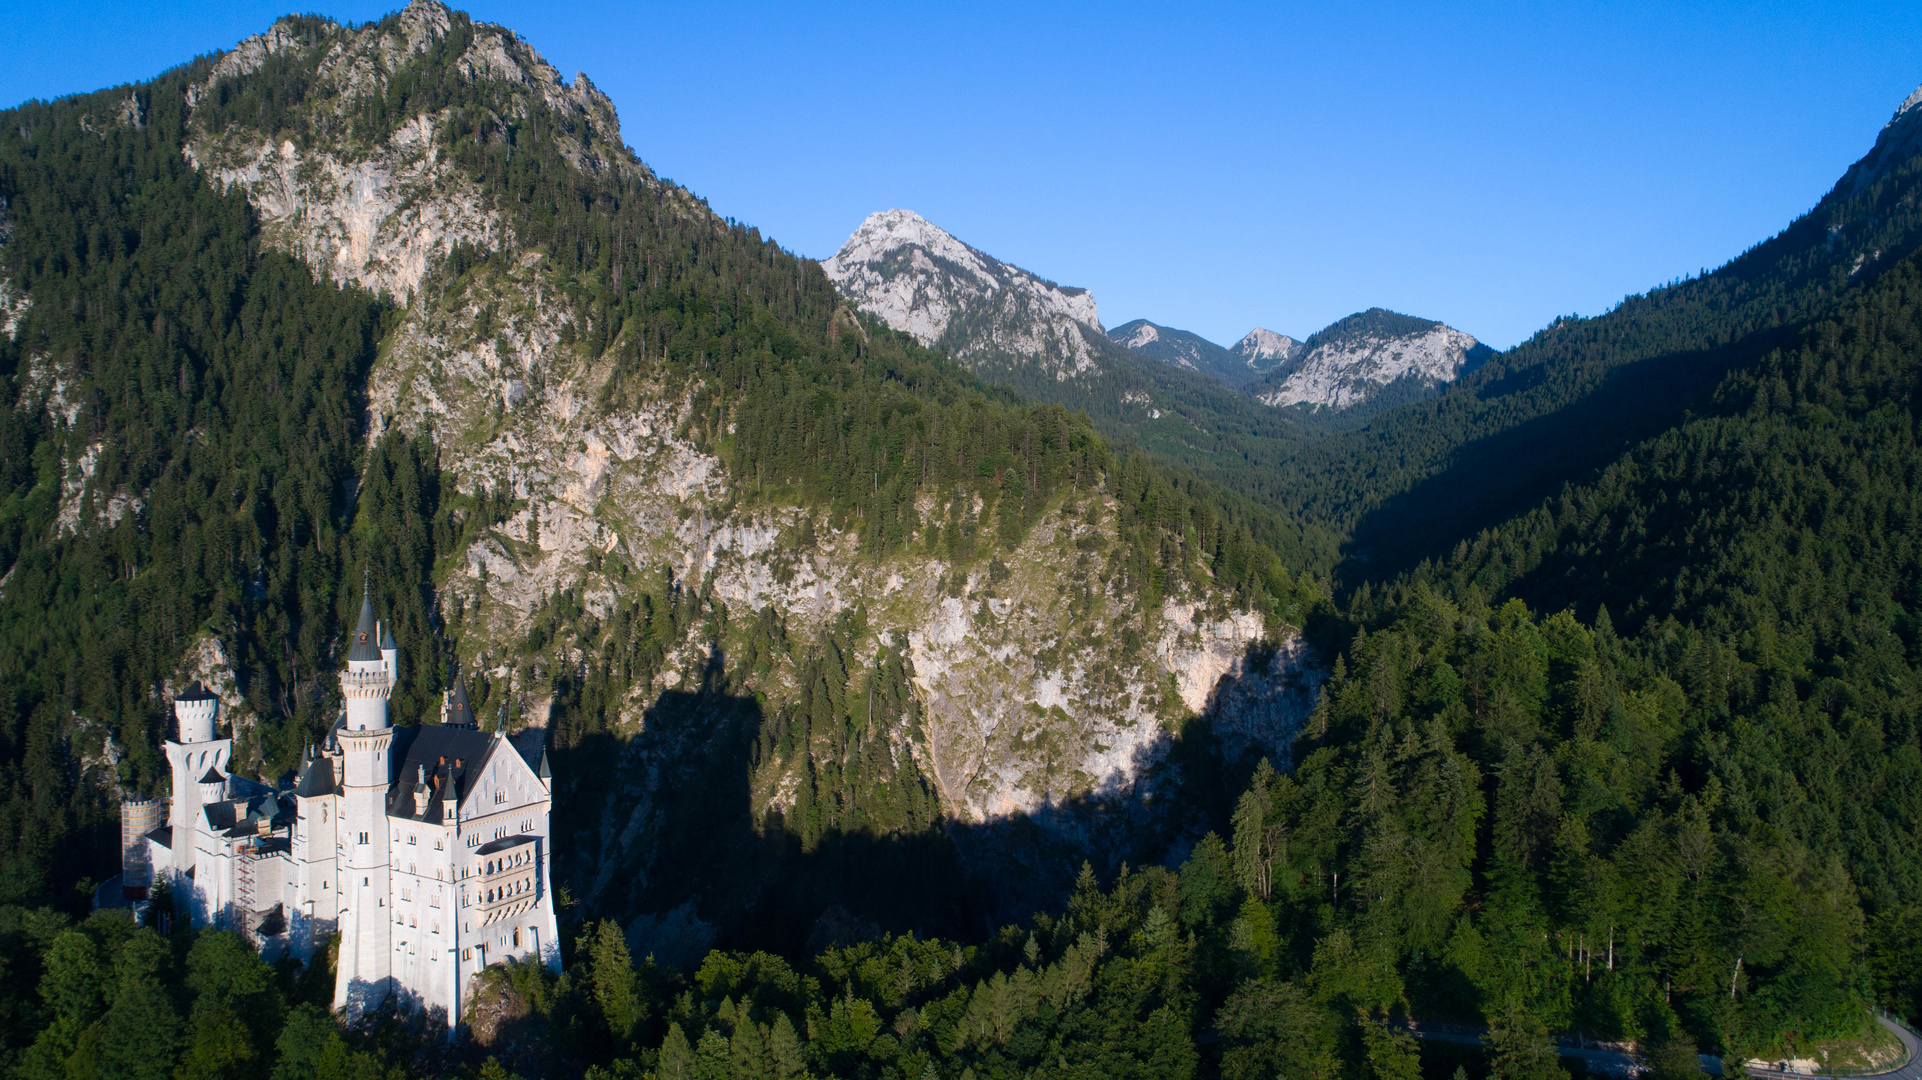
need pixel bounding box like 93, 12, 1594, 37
346, 586, 382, 663
293, 744, 336, 798
385, 723, 551, 823
175, 680, 216, 703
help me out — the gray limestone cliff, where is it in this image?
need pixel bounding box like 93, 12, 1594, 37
180, 3, 1324, 933
821, 209, 1112, 382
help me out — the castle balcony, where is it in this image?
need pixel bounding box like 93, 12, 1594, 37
472, 835, 541, 923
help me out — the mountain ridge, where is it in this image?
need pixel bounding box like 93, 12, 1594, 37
1104, 318, 1284, 388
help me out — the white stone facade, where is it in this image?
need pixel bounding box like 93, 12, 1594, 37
135, 589, 560, 1030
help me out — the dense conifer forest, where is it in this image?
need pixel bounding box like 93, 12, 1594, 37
2, 4, 1921, 1078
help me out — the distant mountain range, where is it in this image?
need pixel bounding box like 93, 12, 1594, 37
824, 214, 1483, 417
1105, 320, 1297, 389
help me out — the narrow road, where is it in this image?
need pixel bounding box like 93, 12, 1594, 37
1403, 1013, 1920, 1080
1744, 1017, 1922, 1080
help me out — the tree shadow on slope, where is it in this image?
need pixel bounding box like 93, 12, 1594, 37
1339, 320, 1803, 588
548, 643, 1295, 968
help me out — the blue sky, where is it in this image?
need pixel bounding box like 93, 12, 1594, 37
5, 1, 1921, 349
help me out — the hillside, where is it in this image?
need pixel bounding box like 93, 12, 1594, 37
1274, 90, 1922, 580
0, 0, 1344, 979
3, 3, 1922, 1077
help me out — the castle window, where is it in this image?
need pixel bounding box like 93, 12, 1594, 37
462, 948, 471, 961
407, 834, 416, 845
359, 832, 368, 845
320, 807, 328, 823
513, 928, 522, 949
435, 838, 444, 850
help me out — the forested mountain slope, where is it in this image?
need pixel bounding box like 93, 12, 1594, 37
0, 1, 1332, 961
1245, 237, 1922, 1079
2, 4, 1922, 1078
1290, 89, 1922, 580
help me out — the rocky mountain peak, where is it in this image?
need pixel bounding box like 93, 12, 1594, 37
1232, 327, 1301, 364
180, 2, 649, 303
1838, 81, 1922, 199
1247, 307, 1483, 413
1111, 320, 1164, 350
821, 210, 1107, 379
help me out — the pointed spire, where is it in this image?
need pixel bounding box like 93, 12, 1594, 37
446, 666, 473, 727
346, 576, 382, 662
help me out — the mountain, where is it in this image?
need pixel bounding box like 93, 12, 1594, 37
1243, 307, 1488, 415
818, 210, 1344, 578
1107, 319, 1284, 388
0, 1, 1323, 966
11, 3, 1922, 1074
1231, 326, 1301, 368
820, 209, 1109, 381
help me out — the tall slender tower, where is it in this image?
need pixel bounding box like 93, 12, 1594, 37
163, 681, 226, 923
334, 584, 397, 1015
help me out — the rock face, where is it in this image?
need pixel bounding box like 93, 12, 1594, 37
188, 4, 1321, 924
1838, 82, 1922, 199
182, 2, 636, 303
1246, 308, 1484, 412
1107, 319, 1276, 388
821, 209, 1109, 380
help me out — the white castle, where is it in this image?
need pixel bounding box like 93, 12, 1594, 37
125, 585, 560, 1026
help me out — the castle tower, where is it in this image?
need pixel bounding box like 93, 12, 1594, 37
334, 585, 397, 1015
163, 681, 228, 900
118, 797, 164, 900
289, 741, 340, 956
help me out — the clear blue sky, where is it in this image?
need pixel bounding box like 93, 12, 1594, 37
5, 1, 1922, 349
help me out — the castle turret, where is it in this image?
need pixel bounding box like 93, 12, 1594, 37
336, 583, 397, 1015
343, 587, 394, 732
197, 766, 226, 806
175, 680, 218, 743
380, 620, 399, 679
164, 680, 231, 889
119, 797, 164, 900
